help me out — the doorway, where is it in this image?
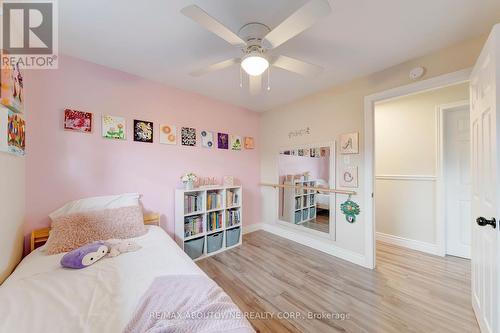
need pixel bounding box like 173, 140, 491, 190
440, 102, 472, 258
364, 69, 472, 269
373, 83, 470, 259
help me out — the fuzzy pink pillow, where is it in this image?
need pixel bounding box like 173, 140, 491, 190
45, 205, 147, 255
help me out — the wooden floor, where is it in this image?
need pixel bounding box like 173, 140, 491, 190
197, 230, 479, 333
302, 212, 329, 233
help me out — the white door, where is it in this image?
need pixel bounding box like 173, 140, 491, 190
445, 105, 471, 258
470, 24, 500, 333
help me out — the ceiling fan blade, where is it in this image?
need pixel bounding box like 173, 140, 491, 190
263, 0, 331, 49
271, 55, 323, 76
190, 58, 240, 76
181, 5, 246, 47
249, 75, 262, 95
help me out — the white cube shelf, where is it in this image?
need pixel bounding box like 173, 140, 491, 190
175, 186, 243, 261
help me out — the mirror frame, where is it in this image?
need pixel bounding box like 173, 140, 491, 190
275, 141, 336, 240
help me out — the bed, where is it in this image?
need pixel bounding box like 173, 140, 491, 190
0, 214, 253, 332
315, 179, 331, 210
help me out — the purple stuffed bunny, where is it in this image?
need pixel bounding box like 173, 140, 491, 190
60, 242, 108, 269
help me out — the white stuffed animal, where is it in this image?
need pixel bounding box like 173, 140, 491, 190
104, 239, 142, 257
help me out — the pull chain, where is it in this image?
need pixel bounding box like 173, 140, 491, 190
239, 67, 243, 88
267, 67, 271, 91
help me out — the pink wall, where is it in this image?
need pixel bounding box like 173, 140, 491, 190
278, 154, 330, 182
24, 55, 260, 250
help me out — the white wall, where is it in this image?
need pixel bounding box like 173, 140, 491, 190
260, 35, 485, 267
0, 14, 25, 284
0, 149, 25, 284
374, 83, 468, 246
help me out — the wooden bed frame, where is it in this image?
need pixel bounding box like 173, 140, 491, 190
30, 213, 160, 253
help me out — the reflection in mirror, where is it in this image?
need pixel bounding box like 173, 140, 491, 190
278, 147, 331, 234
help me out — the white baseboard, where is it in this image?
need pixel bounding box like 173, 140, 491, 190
243, 223, 263, 234
262, 223, 369, 268
376, 232, 439, 256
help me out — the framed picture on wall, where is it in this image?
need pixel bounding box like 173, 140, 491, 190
134, 119, 154, 143
7, 110, 25, 156
217, 132, 229, 149
244, 136, 255, 149
64, 109, 92, 133
102, 115, 126, 140
201, 130, 214, 148
0, 61, 24, 114
340, 166, 358, 188
339, 132, 359, 154
159, 124, 177, 145
0, 107, 8, 153
230, 135, 242, 151
181, 127, 196, 146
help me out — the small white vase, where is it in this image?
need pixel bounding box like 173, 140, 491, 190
184, 181, 194, 190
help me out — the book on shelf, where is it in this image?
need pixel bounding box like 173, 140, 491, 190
207, 192, 222, 210
295, 197, 301, 210
184, 193, 202, 214
226, 209, 241, 227
226, 190, 239, 207
184, 215, 203, 237
207, 211, 223, 231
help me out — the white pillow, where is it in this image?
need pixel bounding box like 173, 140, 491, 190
49, 193, 141, 221
315, 179, 328, 187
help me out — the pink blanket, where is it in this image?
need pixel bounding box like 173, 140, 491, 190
124, 275, 255, 333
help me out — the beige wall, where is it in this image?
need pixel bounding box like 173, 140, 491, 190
0, 149, 25, 284
375, 83, 469, 244
260, 35, 486, 259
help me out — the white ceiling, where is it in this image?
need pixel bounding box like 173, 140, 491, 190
59, 0, 500, 111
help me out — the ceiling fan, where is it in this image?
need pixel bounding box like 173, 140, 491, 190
181, 0, 331, 91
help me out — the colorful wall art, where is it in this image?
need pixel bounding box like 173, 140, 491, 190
230, 135, 242, 151
0, 107, 9, 152
181, 127, 196, 146
134, 119, 153, 143
7, 110, 25, 156
217, 132, 229, 149
340, 132, 359, 154
0, 61, 24, 113
244, 136, 255, 149
201, 130, 214, 148
102, 115, 126, 140
64, 109, 92, 133
159, 124, 177, 145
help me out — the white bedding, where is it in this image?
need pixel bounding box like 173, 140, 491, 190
316, 193, 330, 209
0, 226, 205, 333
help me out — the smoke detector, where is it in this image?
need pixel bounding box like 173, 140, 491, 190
409, 67, 425, 80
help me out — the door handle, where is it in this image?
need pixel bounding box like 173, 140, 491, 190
476, 217, 497, 229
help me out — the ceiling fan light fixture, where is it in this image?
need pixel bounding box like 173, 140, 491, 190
241, 53, 269, 76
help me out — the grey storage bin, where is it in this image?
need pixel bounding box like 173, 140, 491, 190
207, 232, 223, 253
294, 211, 302, 224
226, 227, 241, 247
303, 208, 309, 220
310, 207, 316, 219
184, 237, 204, 260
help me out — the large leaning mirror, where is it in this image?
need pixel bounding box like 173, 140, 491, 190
277, 145, 335, 236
